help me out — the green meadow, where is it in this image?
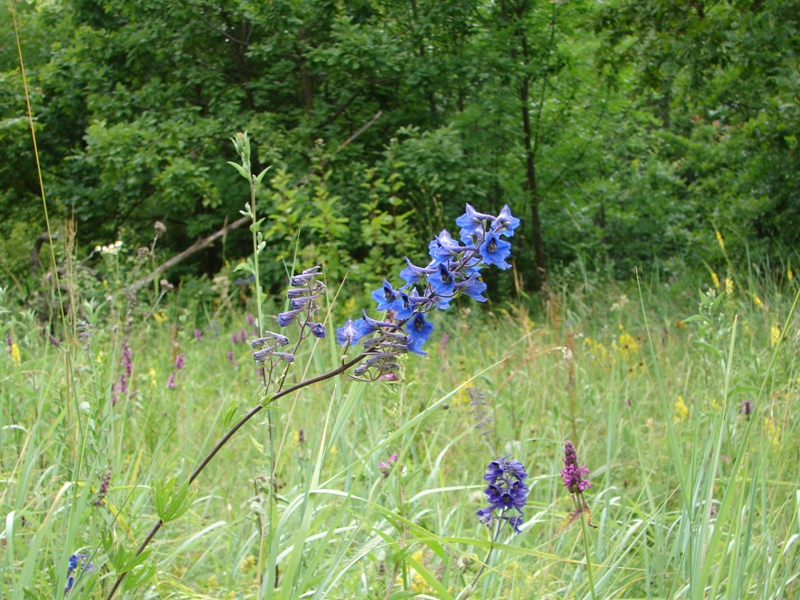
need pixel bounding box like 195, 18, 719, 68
2, 1, 800, 596
2, 266, 798, 599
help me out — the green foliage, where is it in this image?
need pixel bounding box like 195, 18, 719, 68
1, 0, 799, 300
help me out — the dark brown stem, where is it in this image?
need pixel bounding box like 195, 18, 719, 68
104, 351, 369, 600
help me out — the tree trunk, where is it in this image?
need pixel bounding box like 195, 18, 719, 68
516, 8, 546, 289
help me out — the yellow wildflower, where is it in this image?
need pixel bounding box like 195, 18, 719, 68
149, 368, 157, 388
711, 272, 720, 289
725, 276, 733, 295
240, 555, 256, 573
674, 396, 689, 422
711, 399, 721, 410
153, 311, 167, 323
11, 343, 21, 367
715, 230, 725, 251
453, 388, 471, 405
753, 294, 764, 308
618, 332, 639, 360
789, 267, 794, 281
96, 350, 104, 364
764, 417, 781, 452
584, 337, 610, 364
411, 572, 430, 593
770, 325, 781, 347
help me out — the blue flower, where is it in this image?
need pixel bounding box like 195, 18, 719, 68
394, 290, 420, 320
457, 274, 488, 302
65, 553, 93, 593
456, 203, 493, 239
406, 312, 434, 348
491, 204, 521, 237
399, 258, 435, 286
336, 319, 361, 345
428, 262, 457, 297
371, 280, 400, 312
479, 232, 512, 269
428, 229, 464, 265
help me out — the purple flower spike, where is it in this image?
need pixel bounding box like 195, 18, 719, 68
194, 329, 203, 341
174, 354, 185, 370
166, 372, 177, 389
561, 441, 591, 495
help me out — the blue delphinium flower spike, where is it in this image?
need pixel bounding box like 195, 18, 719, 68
337, 204, 519, 379
477, 455, 528, 534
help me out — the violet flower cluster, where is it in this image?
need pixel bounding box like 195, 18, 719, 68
476, 455, 529, 534
336, 204, 519, 380
557, 441, 597, 533
560, 441, 591, 495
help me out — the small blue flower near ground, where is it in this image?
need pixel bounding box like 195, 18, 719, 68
65, 553, 93, 593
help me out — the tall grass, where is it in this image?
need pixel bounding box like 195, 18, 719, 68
2, 262, 798, 598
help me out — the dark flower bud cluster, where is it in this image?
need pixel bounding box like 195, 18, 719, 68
740, 399, 754, 420
561, 441, 591, 495
112, 342, 133, 405
276, 266, 326, 336
336, 204, 519, 377
252, 331, 294, 365
251, 267, 328, 371
476, 455, 529, 534
93, 469, 112, 507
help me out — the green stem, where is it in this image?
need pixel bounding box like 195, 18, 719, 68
579, 504, 598, 600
